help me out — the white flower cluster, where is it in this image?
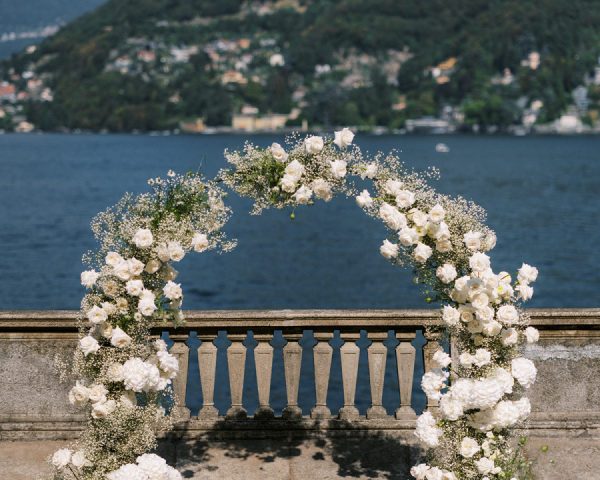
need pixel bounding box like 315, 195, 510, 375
53, 173, 231, 479
107, 454, 182, 480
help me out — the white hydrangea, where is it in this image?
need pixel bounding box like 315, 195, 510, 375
51, 448, 72, 469
525, 326, 539, 343
517, 263, 538, 284
380, 239, 398, 259
157, 350, 179, 379
80, 270, 99, 288
433, 350, 452, 369
414, 411, 442, 447
133, 228, 154, 248
122, 358, 163, 392
107, 464, 149, 480
421, 369, 448, 401
442, 305, 460, 326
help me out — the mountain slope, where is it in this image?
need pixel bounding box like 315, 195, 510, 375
2, 0, 600, 131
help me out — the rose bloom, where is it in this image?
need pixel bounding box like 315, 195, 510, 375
88, 384, 108, 404
436, 239, 453, 252
269, 142, 288, 162
293, 185, 313, 204
497, 305, 519, 324
428, 203, 445, 223
110, 327, 132, 348
413, 242, 433, 263
394, 189, 415, 209
463, 231, 482, 251
516, 283, 534, 301
379, 203, 407, 231
138, 297, 157, 317
518, 263, 538, 284
80, 270, 99, 288
333, 127, 354, 148
399, 227, 419, 247
126, 279, 144, 297
51, 448, 72, 469
469, 252, 491, 272
163, 280, 183, 300
280, 174, 298, 193
68, 381, 90, 406
311, 179, 332, 201
501, 327, 519, 346
105, 251, 123, 267
284, 159, 304, 179
380, 239, 398, 259
304, 135, 324, 154
98, 321, 113, 338
167, 241, 185, 262
133, 228, 153, 248
87, 305, 108, 325
79, 336, 100, 356
460, 437, 480, 458
433, 349, 452, 368
156, 244, 171, 262
71, 450, 90, 468
410, 209, 428, 227
91, 399, 117, 419
436, 263, 457, 284
434, 221, 450, 241
192, 233, 209, 252
363, 162, 378, 179
113, 260, 131, 281
525, 326, 540, 343
355, 189, 373, 208
511, 357, 537, 388
442, 305, 460, 326
384, 179, 403, 196
329, 159, 347, 178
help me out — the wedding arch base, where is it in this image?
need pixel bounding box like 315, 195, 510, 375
47, 129, 545, 480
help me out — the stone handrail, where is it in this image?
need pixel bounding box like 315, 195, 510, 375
1, 308, 599, 441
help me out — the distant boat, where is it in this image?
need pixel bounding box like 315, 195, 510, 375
435, 143, 450, 153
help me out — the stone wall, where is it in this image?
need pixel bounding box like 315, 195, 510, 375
0, 309, 599, 480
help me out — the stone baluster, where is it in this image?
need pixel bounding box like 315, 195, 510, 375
282, 332, 303, 419
366, 332, 388, 418
423, 329, 443, 412
311, 331, 333, 419
254, 333, 274, 418
338, 332, 360, 420
197, 333, 218, 419
169, 334, 190, 420
226, 332, 247, 419
395, 332, 417, 419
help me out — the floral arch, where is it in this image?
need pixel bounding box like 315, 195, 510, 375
51, 129, 539, 480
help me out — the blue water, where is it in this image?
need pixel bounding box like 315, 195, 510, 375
1, 133, 599, 416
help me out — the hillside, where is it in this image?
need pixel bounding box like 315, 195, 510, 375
2, 0, 600, 132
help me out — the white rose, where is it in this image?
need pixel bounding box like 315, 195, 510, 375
408, 208, 428, 228
126, 279, 144, 297
469, 252, 490, 272
436, 239, 453, 253
434, 222, 451, 241
293, 185, 313, 204
99, 321, 113, 338
497, 305, 519, 325
79, 336, 100, 356
138, 297, 157, 317
482, 320, 502, 337
269, 142, 288, 162
80, 270, 99, 289
107, 464, 147, 480
415, 411, 442, 447
379, 203, 407, 230
460, 437, 480, 458
192, 233, 209, 252
475, 305, 495, 323
414, 242, 433, 263
167, 241, 185, 262
471, 292, 489, 310
355, 189, 373, 208
68, 381, 90, 406
127, 258, 145, 276
399, 227, 419, 246
143, 260, 160, 275
511, 357, 537, 388
474, 348, 492, 367
500, 327, 519, 346
436, 264, 457, 284
156, 244, 171, 262
421, 369, 449, 401
333, 127, 354, 148
475, 457, 495, 475
483, 232, 497, 251
133, 228, 153, 248
364, 162, 378, 179
163, 280, 183, 300
463, 231, 482, 251
110, 327, 132, 348
91, 399, 117, 419
155, 339, 168, 352
439, 394, 464, 421
384, 179, 403, 196
113, 260, 131, 281
525, 326, 539, 343
433, 350, 452, 368
88, 384, 108, 404
380, 239, 398, 259
428, 204, 445, 223
284, 159, 305, 179
105, 251, 123, 267
394, 190, 415, 209
518, 263, 538, 284
157, 350, 179, 378
312, 179, 332, 201
442, 305, 460, 326
71, 450, 91, 468
51, 448, 72, 469
459, 352, 475, 366
280, 174, 298, 193
516, 283, 534, 301
304, 135, 324, 154
410, 464, 431, 480
86, 305, 108, 324
329, 159, 347, 178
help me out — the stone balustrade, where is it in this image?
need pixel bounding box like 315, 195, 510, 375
1, 309, 599, 479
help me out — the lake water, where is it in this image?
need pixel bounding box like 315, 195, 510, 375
1, 133, 599, 415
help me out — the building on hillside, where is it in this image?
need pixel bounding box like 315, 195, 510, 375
0, 82, 16, 102
232, 110, 289, 131
221, 70, 247, 85
179, 118, 206, 133
137, 50, 156, 63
